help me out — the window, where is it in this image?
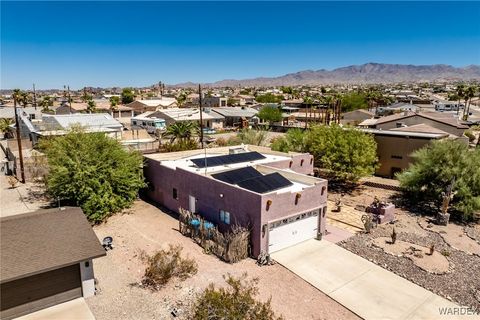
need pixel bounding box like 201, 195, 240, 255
220, 210, 230, 224
173, 188, 178, 200
391, 155, 403, 160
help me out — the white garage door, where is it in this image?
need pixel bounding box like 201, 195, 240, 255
268, 210, 319, 253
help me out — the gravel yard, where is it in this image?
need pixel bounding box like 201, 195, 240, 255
339, 209, 480, 312
87, 200, 359, 320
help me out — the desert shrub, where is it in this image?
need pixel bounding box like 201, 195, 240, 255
161, 139, 198, 152
226, 129, 269, 146
142, 244, 198, 290
191, 273, 282, 320
397, 139, 480, 219
464, 130, 476, 143
270, 129, 307, 153
215, 137, 228, 147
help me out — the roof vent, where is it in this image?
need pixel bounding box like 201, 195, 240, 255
229, 146, 247, 154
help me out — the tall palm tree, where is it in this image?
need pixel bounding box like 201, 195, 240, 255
0, 118, 14, 134
456, 84, 465, 115
163, 121, 198, 143
303, 96, 313, 128
463, 86, 476, 121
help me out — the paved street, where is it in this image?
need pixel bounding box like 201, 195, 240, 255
272, 239, 477, 320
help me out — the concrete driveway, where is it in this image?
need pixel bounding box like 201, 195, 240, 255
272, 239, 477, 320
14, 298, 95, 320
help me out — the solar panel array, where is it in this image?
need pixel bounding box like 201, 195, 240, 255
212, 167, 293, 194
211, 166, 263, 184
237, 172, 293, 194
190, 151, 266, 168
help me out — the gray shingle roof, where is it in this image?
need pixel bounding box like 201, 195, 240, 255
1, 207, 106, 283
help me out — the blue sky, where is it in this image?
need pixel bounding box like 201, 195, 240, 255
1, 1, 480, 89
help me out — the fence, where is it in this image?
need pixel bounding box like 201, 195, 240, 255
178, 207, 250, 263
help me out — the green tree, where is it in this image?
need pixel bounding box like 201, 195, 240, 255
39, 128, 145, 222
86, 99, 96, 113
257, 105, 282, 124
121, 88, 135, 104
163, 121, 198, 143
397, 140, 480, 219
176, 92, 187, 106
40, 96, 53, 112
307, 125, 377, 182
231, 128, 268, 146
271, 129, 307, 153
280, 86, 293, 94
109, 96, 120, 110
255, 93, 284, 104
191, 274, 282, 320
0, 118, 14, 133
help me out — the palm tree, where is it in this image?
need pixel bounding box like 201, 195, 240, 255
456, 84, 465, 115
109, 96, 120, 111
163, 121, 198, 143
0, 118, 14, 134
303, 96, 313, 128
86, 99, 96, 113
463, 86, 476, 121
39, 96, 53, 113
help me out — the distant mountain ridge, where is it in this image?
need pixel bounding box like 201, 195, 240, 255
173, 63, 480, 87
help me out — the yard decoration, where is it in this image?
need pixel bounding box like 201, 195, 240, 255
365, 196, 395, 224
437, 178, 455, 226
361, 214, 375, 233
391, 227, 397, 244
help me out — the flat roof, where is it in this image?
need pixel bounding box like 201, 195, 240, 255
1, 207, 106, 283
145, 145, 322, 194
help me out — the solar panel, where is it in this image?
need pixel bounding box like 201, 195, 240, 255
237, 172, 293, 194
212, 167, 263, 184
190, 151, 266, 168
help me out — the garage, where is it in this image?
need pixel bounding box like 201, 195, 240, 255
1, 207, 106, 320
268, 209, 319, 253
1, 264, 82, 319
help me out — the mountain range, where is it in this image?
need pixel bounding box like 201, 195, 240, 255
173, 63, 480, 87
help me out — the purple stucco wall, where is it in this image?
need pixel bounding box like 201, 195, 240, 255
265, 153, 314, 175
143, 153, 326, 258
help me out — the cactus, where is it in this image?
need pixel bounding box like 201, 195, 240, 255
391, 227, 397, 244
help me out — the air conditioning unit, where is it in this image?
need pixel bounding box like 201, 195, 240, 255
229, 146, 247, 154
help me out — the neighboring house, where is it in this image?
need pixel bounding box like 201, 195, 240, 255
127, 98, 178, 115
340, 109, 374, 126
434, 100, 464, 112
0, 106, 42, 121
377, 102, 419, 115
0, 207, 105, 320
32, 113, 124, 143
234, 95, 256, 105
211, 106, 258, 127
202, 96, 228, 108
361, 124, 450, 177
143, 145, 328, 257
358, 112, 469, 137
149, 108, 224, 130
55, 101, 134, 118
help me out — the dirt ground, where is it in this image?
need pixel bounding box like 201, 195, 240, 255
87, 200, 359, 320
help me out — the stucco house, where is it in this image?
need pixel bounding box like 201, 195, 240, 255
0, 207, 105, 320
358, 111, 469, 137
148, 108, 225, 130
143, 145, 328, 257
340, 109, 374, 126
127, 98, 178, 115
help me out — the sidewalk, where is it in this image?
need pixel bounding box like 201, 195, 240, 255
272, 239, 478, 320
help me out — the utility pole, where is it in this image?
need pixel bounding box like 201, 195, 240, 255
32, 83, 37, 110
199, 84, 204, 149
13, 95, 26, 183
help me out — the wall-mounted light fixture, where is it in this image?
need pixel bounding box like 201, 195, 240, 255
289, 160, 293, 168
266, 199, 272, 211
295, 193, 301, 205
219, 193, 224, 198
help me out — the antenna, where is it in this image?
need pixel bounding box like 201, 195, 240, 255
199, 84, 204, 149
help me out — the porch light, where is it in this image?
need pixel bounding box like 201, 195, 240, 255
289, 160, 293, 168
266, 199, 272, 211
219, 193, 224, 198
295, 193, 301, 205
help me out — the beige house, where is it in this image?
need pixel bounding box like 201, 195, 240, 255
340, 109, 374, 126
148, 108, 224, 130
359, 111, 469, 137
127, 98, 178, 115
362, 124, 451, 177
